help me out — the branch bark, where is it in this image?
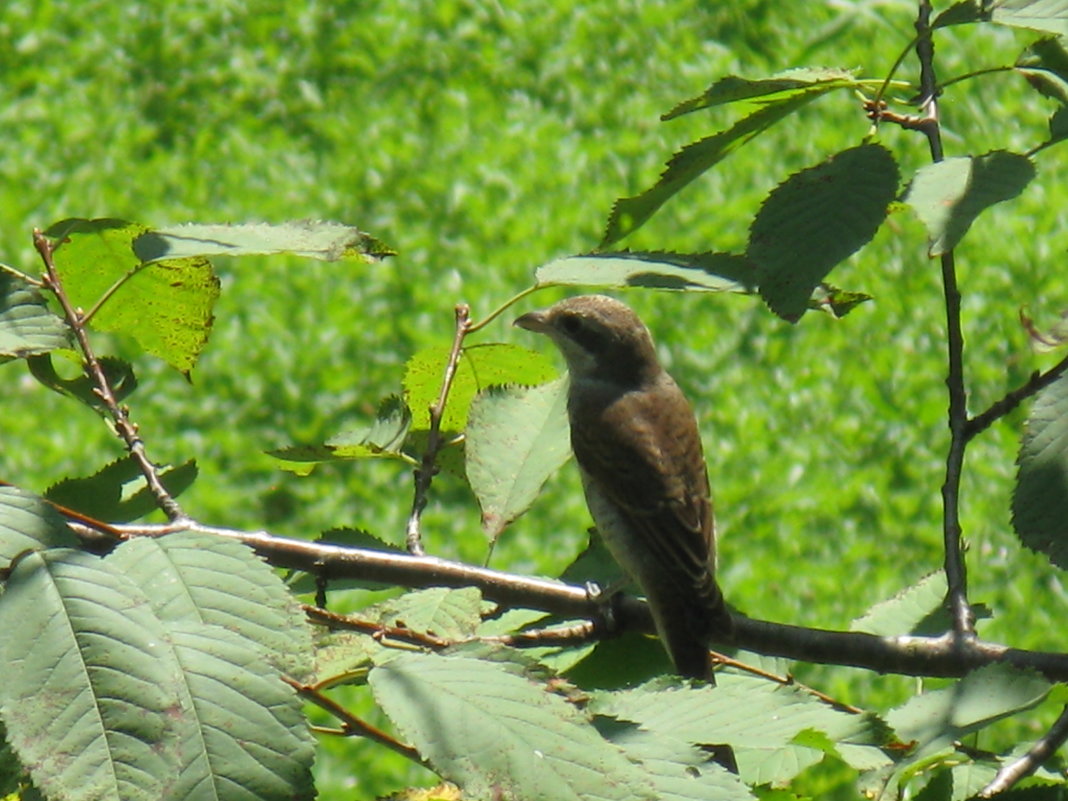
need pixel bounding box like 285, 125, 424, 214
75, 519, 1068, 683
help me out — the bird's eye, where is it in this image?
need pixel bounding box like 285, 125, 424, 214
559, 315, 583, 336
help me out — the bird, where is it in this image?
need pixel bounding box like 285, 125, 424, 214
514, 294, 731, 681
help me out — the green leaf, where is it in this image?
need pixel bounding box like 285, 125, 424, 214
1016, 36, 1068, 104
44, 218, 220, 373
372, 587, 484, 639
27, 352, 138, 414
466, 378, 572, 540
602, 88, 830, 247
370, 648, 657, 801
535, 251, 757, 293
0, 549, 185, 801
1012, 371, 1068, 567
133, 220, 395, 263
46, 456, 197, 522
662, 67, 862, 120
269, 394, 413, 471
599, 719, 755, 801
851, 572, 949, 636
591, 673, 892, 788
887, 664, 1050, 758
904, 151, 1035, 256
0, 485, 80, 563
1049, 104, 1068, 146
164, 623, 316, 801
992, 0, 1068, 36
933, 1, 986, 28
403, 343, 557, 433
106, 531, 314, 680
0, 273, 69, 358
748, 144, 899, 322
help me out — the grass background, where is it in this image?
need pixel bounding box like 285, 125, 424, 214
3, 0, 1067, 796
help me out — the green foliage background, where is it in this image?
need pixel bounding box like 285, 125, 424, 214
3, 0, 1067, 796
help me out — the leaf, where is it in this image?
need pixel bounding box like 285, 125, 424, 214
602, 87, 831, 247
372, 587, 484, 640
0, 485, 80, 563
1015, 36, 1068, 104
662, 67, 862, 120
27, 352, 138, 413
1012, 371, 1068, 567
44, 218, 220, 374
106, 531, 314, 680
370, 648, 657, 801
598, 719, 755, 801
1049, 104, 1068, 146
163, 623, 316, 801
591, 673, 892, 788
0, 273, 69, 358
933, 0, 987, 28
0, 549, 185, 801
46, 456, 197, 522
403, 343, 557, 433
887, 664, 1050, 759
992, 0, 1068, 36
851, 572, 949, 636
904, 151, 1035, 257
748, 144, 899, 322
535, 251, 757, 293
133, 220, 395, 263
269, 394, 413, 471
466, 378, 572, 540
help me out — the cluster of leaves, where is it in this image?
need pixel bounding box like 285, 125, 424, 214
5, 2, 1068, 801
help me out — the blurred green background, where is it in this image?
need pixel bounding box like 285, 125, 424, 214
3, 0, 1067, 796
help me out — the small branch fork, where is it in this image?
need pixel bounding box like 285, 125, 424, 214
32, 230, 185, 522
404, 303, 471, 555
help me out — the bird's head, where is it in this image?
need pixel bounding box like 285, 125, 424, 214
514, 295, 662, 385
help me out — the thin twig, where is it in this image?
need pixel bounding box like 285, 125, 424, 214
404, 303, 471, 555
303, 604, 451, 649
910, 3, 974, 637
33, 230, 186, 521
282, 676, 425, 764
981, 704, 1068, 796
965, 356, 1068, 441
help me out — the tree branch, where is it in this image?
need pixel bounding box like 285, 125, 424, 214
33, 230, 185, 522
981, 704, 1068, 796
911, 2, 974, 637
405, 303, 471, 555
71, 519, 1068, 682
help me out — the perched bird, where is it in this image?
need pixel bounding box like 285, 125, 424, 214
515, 294, 731, 681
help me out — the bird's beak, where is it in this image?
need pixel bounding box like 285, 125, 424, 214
514, 309, 550, 333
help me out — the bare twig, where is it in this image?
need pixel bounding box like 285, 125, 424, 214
908, 3, 974, 637
981, 704, 1068, 796
64, 518, 1068, 682
33, 230, 186, 521
404, 303, 472, 555
966, 356, 1068, 441
282, 676, 425, 764
303, 603, 451, 649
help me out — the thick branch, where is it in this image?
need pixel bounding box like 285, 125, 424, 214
76, 520, 1068, 682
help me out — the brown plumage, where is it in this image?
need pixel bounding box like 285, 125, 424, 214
515, 294, 731, 681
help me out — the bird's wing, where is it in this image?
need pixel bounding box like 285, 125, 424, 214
569, 376, 715, 587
